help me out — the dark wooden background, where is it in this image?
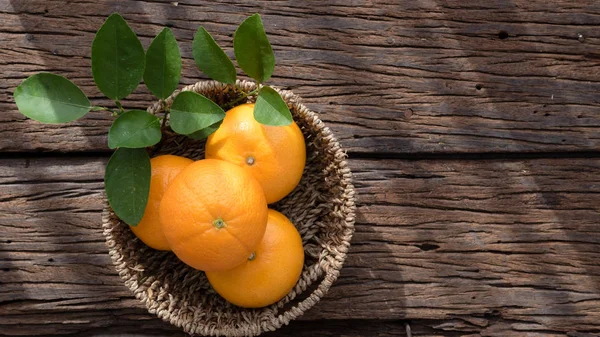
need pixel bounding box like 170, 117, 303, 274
1, 1, 600, 336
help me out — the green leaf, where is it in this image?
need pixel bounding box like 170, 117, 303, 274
144, 28, 181, 99
105, 147, 151, 226
14, 73, 91, 124
233, 14, 275, 83
254, 86, 292, 126
187, 120, 223, 140
193, 27, 236, 84
92, 13, 145, 100
170, 91, 226, 135
108, 110, 161, 149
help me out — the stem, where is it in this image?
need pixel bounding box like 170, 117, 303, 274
91, 106, 118, 116
233, 84, 251, 95
160, 100, 169, 129
150, 100, 170, 157
224, 87, 260, 109
114, 100, 125, 114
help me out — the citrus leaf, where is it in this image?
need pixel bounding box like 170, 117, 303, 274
14, 73, 91, 124
170, 91, 226, 135
144, 28, 181, 99
187, 120, 223, 140
105, 148, 151, 226
254, 86, 292, 126
233, 14, 274, 83
193, 27, 236, 84
108, 110, 161, 149
92, 13, 145, 100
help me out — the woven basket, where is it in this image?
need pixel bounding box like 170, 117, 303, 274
101, 80, 356, 336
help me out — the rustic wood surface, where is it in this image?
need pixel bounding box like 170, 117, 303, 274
2, 0, 600, 154
2, 157, 600, 336
1, 0, 600, 336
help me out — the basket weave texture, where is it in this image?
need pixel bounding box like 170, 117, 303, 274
101, 80, 356, 336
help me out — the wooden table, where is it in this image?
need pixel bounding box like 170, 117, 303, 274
2, 1, 600, 336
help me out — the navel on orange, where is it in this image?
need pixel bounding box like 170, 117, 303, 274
130, 154, 193, 251
159, 159, 268, 272
205, 103, 306, 204
206, 209, 305, 308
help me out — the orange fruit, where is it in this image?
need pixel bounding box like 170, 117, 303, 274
159, 159, 268, 271
205, 103, 306, 204
130, 155, 193, 251
206, 209, 305, 308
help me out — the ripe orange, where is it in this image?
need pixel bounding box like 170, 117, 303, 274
130, 155, 193, 251
206, 209, 305, 308
159, 159, 268, 271
205, 103, 306, 204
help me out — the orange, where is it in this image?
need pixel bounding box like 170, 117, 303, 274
159, 159, 268, 271
205, 103, 306, 204
130, 155, 193, 250
206, 209, 305, 308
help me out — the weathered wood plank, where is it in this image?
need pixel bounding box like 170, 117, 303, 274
2, 317, 545, 337
1, 156, 599, 336
1, 0, 600, 154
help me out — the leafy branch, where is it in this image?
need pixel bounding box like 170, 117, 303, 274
13, 13, 292, 226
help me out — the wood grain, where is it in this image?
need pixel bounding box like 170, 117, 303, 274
1, 0, 600, 154
3, 0, 600, 336
1, 156, 599, 336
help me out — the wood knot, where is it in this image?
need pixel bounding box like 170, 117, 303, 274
416, 243, 439, 251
